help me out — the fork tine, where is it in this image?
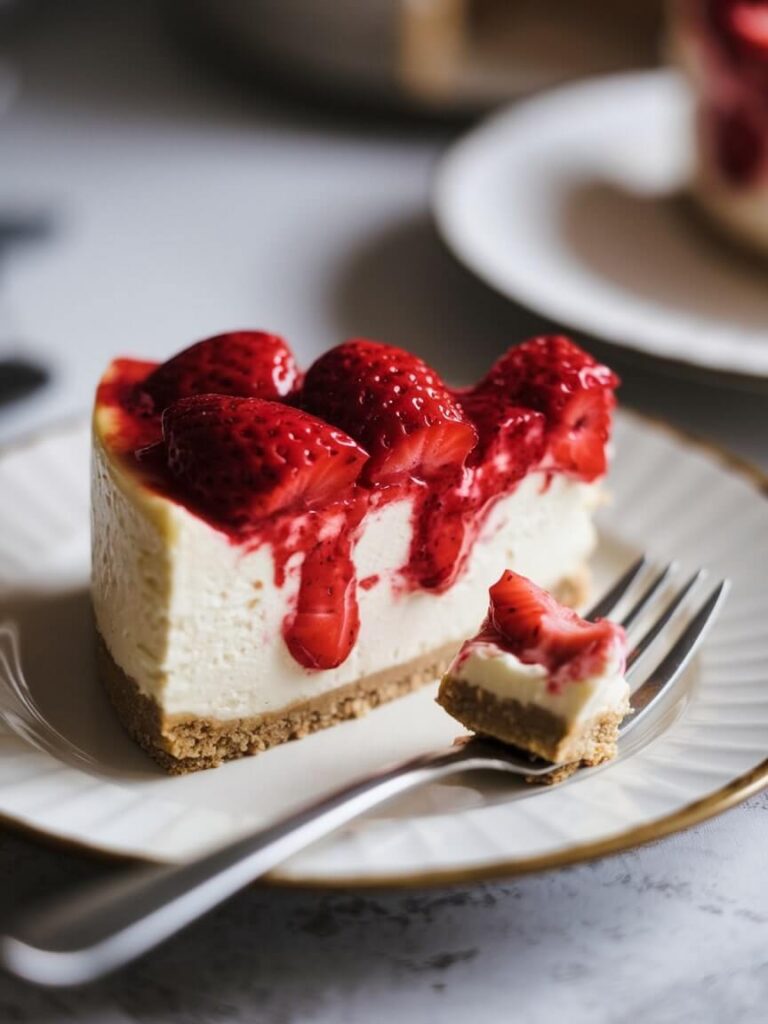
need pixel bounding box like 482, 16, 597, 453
620, 561, 677, 630
586, 554, 646, 622
620, 581, 730, 736
626, 570, 704, 672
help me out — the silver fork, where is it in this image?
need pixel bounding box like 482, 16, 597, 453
0, 557, 729, 988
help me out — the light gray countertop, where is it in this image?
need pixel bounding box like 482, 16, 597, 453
0, 3, 766, 1021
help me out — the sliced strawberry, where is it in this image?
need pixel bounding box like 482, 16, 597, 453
284, 534, 360, 670
485, 570, 626, 687
472, 335, 618, 482
713, 0, 768, 56
142, 331, 300, 411
544, 386, 614, 480
458, 393, 547, 486
713, 106, 764, 184
162, 394, 368, 526
729, 1, 768, 51
301, 339, 477, 485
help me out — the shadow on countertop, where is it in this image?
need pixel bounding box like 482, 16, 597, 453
0, 357, 48, 409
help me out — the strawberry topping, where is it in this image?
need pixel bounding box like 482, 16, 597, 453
469, 335, 618, 481
142, 331, 300, 411
712, 104, 765, 183
302, 340, 477, 485
481, 570, 626, 689
405, 404, 547, 592
710, 0, 768, 59
162, 394, 368, 526
96, 331, 619, 673
728, 1, 768, 52
697, 2, 768, 184
95, 358, 161, 453
458, 395, 547, 484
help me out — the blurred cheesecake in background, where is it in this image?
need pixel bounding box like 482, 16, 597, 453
672, 0, 768, 254
181, 0, 662, 114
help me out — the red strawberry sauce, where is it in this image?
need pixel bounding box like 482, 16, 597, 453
96, 335, 617, 672
467, 570, 626, 693
684, 0, 768, 185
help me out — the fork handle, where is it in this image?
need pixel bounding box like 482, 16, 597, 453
1, 745, 471, 988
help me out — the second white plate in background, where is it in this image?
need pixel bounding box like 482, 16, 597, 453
434, 70, 768, 383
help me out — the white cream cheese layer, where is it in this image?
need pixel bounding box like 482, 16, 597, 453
92, 428, 601, 720
449, 641, 629, 727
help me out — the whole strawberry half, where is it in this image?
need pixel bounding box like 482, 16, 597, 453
142, 331, 301, 412
486, 570, 625, 686
471, 335, 618, 481
301, 339, 478, 484
162, 395, 368, 526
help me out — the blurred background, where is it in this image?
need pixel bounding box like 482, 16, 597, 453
0, 0, 765, 458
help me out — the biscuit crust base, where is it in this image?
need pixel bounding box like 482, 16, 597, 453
97, 636, 460, 775
436, 675, 628, 781
96, 570, 589, 775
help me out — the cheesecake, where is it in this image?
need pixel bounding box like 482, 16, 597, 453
438, 570, 629, 768
91, 330, 619, 772
671, 0, 768, 254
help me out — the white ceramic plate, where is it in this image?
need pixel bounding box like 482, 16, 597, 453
434, 70, 768, 383
0, 414, 766, 886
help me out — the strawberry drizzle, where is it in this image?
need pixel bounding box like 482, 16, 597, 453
96, 334, 618, 672
469, 570, 627, 692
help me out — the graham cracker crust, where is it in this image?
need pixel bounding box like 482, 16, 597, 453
96, 569, 590, 774
436, 675, 628, 780
97, 634, 459, 774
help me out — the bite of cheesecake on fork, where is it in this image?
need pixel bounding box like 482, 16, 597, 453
438, 557, 726, 779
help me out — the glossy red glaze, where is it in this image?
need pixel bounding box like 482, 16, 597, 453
687, 1, 768, 184
301, 339, 477, 485
475, 570, 627, 692
95, 333, 618, 672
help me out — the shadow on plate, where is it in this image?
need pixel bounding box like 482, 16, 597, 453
560, 179, 768, 329
0, 586, 162, 780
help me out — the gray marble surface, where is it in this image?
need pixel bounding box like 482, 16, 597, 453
0, 3, 767, 1021
1, 792, 768, 1024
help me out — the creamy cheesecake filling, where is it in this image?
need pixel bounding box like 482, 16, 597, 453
448, 640, 629, 728
92, 431, 600, 720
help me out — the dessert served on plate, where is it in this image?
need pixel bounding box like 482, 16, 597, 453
438, 570, 630, 768
91, 330, 618, 772
672, 0, 768, 253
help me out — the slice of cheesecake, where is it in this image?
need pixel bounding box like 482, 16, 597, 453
438, 570, 629, 767
92, 331, 619, 773
671, 0, 768, 255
